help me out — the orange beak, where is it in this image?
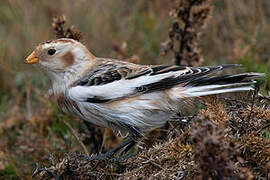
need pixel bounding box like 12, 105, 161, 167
25, 52, 39, 64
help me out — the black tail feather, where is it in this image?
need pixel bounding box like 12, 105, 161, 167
185, 73, 263, 87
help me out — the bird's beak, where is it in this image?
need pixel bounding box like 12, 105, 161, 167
25, 52, 39, 64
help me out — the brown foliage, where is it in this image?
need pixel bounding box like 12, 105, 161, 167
34, 93, 270, 180
239, 134, 270, 171
190, 119, 252, 180
52, 15, 82, 41
161, 0, 212, 66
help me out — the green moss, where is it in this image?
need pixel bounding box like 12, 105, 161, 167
3, 164, 19, 180
262, 130, 270, 139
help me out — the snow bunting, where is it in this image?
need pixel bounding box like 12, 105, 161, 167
26, 38, 263, 158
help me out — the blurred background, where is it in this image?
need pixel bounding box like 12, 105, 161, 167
0, 0, 269, 178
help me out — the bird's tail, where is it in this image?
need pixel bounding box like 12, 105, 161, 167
181, 73, 264, 98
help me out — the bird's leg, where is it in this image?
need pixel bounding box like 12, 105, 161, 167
119, 139, 137, 155
82, 138, 136, 161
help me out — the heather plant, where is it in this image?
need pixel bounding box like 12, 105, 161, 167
161, 0, 212, 66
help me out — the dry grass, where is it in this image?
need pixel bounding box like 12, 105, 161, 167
34, 93, 270, 180
0, 0, 269, 179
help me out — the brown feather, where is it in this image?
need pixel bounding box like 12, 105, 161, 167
61, 51, 75, 67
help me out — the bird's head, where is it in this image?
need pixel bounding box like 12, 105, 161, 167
25, 38, 96, 92
25, 38, 95, 71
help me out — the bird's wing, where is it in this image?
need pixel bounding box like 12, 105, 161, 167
68, 62, 238, 103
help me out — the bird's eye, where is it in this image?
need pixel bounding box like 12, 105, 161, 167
48, 49, 56, 55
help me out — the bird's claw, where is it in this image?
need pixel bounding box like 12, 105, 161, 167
81, 151, 135, 162
81, 150, 115, 161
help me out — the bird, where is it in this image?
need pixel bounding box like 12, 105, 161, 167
25, 38, 263, 159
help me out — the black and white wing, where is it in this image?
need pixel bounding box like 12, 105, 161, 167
67, 62, 262, 103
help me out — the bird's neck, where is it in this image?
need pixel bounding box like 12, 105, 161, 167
48, 60, 94, 96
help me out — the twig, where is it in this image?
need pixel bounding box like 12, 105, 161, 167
63, 119, 89, 156
32, 163, 60, 180
247, 89, 258, 121
52, 15, 83, 41
175, 1, 195, 65
168, 115, 194, 135
256, 122, 270, 135
141, 158, 163, 170
161, 0, 212, 66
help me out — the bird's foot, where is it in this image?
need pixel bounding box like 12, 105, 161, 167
81, 151, 135, 162
81, 151, 115, 161
81, 138, 138, 161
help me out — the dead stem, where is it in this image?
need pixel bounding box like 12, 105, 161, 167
63, 119, 89, 156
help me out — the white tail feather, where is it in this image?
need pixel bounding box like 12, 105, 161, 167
184, 86, 253, 97
180, 83, 254, 98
